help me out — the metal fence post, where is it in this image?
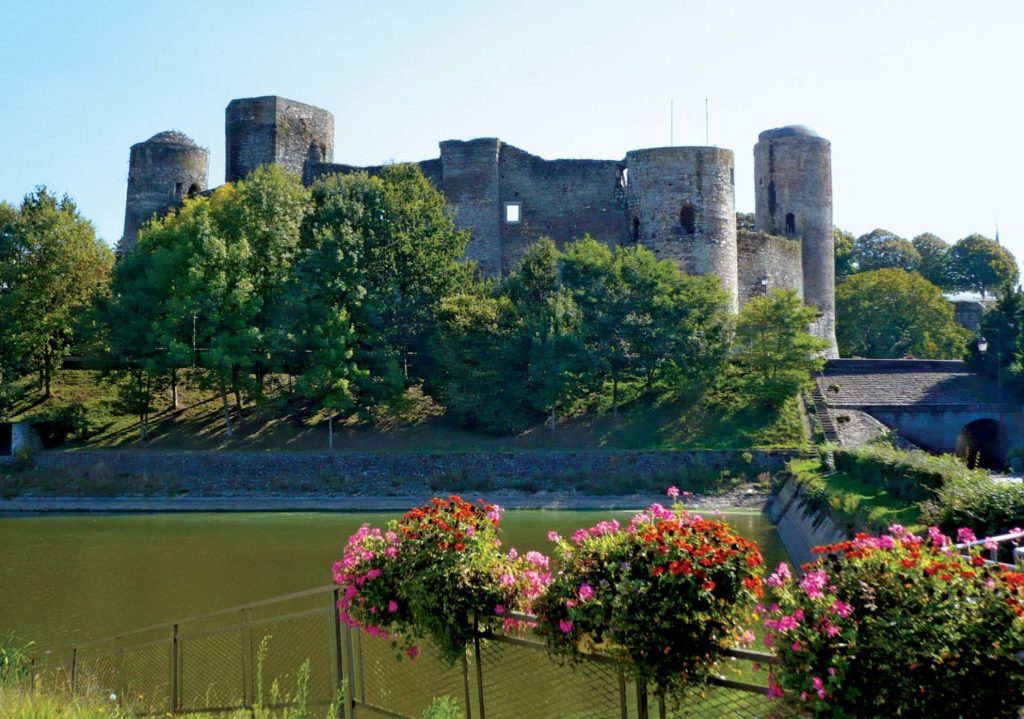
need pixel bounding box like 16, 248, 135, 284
331, 587, 346, 719
461, 652, 474, 719
344, 622, 357, 718
617, 667, 628, 719
472, 622, 485, 719
71, 647, 78, 697
171, 624, 180, 714
240, 608, 252, 710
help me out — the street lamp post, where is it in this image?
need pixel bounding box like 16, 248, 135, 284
977, 330, 1004, 466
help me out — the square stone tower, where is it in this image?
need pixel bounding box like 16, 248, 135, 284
225, 96, 334, 184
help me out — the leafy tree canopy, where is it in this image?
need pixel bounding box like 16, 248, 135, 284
947, 233, 1018, 297
836, 269, 970, 359
851, 228, 920, 273
912, 232, 951, 289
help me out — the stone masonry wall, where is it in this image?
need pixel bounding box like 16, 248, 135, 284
625, 147, 738, 311
33, 449, 796, 488
439, 139, 503, 275
736, 230, 803, 307
225, 97, 334, 184
497, 144, 629, 270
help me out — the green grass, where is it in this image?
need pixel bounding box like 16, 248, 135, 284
788, 456, 924, 534
2, 370, 807, 453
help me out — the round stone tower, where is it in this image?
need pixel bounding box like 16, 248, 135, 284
754, 125, 837, 356
225, 96, 334, 184
120, 131, 208, 254
625, 147, 737, 310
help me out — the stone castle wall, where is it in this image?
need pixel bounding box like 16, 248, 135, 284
122, 96, 836, 336
736, 230, 803, 307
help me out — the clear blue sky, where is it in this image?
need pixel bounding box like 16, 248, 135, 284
2, 0, 1022, 267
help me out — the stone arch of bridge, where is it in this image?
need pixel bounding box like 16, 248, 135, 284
956, 417, 1005, 470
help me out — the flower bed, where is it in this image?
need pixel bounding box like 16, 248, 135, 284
333, 495, 548, 664
761, 525, 1024, 718
533, 488, 764, 699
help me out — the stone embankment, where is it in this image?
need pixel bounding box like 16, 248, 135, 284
33, 448, 795, 490
767, 479, 847, 570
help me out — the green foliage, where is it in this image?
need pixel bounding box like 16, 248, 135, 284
534, 499, 764, 700
0, 631, 33, 684
926, 477, 1024, 538
832, 227, 856, 279
911, 232, 951, 288
733, 288, 827, 405
969, 284, 1024, 397
24, 401, 93, 447
763, 530, 1024, 718
0, 188, 113, 397
835, 268, 970, 358
786, 457, 923, 534
421, 696, 464, 719
735, 211, 755, 231
851, 228, 920, 273
831, 444, 986, 502
948, 233, 1019, 297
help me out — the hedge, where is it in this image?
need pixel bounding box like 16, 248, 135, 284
830, 444, 987, 502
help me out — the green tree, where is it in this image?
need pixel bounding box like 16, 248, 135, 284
736, 212, 756, 231
834, 226, 856, 279
912, 232, 951, 289
969, 284, 1024, 398
734, 289, 828, 405
836, 269, 971, 359
948, 233, 1019, 297
0, 188, 113, 397
851, 228, 920, 273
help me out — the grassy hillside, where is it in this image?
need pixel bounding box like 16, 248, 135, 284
2, 370, 806, 452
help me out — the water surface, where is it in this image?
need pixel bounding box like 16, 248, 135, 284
0, 509, 783, 651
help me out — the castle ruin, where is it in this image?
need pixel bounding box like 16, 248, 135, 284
120, 95, 838, 356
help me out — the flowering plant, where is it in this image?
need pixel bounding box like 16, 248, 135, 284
533, 488, 764, 699
761, 525, 1024, 718
334, 496, 548, 664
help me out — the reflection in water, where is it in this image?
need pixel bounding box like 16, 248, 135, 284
0, 509, 784, 651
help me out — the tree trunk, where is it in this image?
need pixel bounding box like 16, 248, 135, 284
328, 412, 334, 450
549, 406, 557, 431
219, 379, 234, 437
612, 376, 619, 418
170, 369, 178, 410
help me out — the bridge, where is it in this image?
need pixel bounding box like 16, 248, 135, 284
814, 359, 1018, 470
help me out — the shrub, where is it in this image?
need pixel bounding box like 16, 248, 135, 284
533, 488, 764, 700
333, 496, 548, 665
0, 632, 33, 684
761, 526, 1024, 718
926, 478, 1024, 538
831, 444, 985, 502
26, 402, 93, 447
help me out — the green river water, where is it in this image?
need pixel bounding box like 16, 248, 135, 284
0, 510, 784, 653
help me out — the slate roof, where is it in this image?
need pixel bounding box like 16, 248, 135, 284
816, 359, 1000, 411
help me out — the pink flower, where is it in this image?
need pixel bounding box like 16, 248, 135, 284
578, 583, 595, 602
791, 640, 801, 652
548, 530, 561, 542
507, 548, 519, 561
830, 600, 852, 619
812, 675, 826, 699
495, 604, 505, 615
667, 486, 680, 499
984, 538, 999, 552
928, 526, 948, 548
767, 674, 784, 699
406, 645, 420, 660
800, 570, 829, 600
387, 600, 398, 613
558, 618, 573, 634
957, 527, 977, 544
767, 562, 792, 588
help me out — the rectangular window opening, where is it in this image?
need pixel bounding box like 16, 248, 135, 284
505, 203, 521, 224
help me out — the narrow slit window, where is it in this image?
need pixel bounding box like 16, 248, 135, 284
679, 204, 696, 235
785, 212, 796, 234
631, 216, 640, 242
174, 182, 183, 197
505, 203, 521, 224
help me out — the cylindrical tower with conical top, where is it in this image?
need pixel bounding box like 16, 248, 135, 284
120, 131, 208, 254
754, 125, 837, 356
625, 146, 737, 311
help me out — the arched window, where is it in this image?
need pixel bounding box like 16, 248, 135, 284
187, 183, 200, 198
679, 205, 696, 235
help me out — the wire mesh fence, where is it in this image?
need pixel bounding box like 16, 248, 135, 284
30, 584, 774, 718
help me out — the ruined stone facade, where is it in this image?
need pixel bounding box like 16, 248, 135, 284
121, 96, 837, 352
120, 131, 209, 253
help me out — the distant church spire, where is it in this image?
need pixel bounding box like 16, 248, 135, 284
995, 224, 1001, 244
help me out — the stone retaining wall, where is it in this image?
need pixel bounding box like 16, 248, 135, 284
32, 448, 797, 488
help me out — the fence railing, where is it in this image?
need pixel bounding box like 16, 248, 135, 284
954, 529, 1024, 568
30, 584, 774, 719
